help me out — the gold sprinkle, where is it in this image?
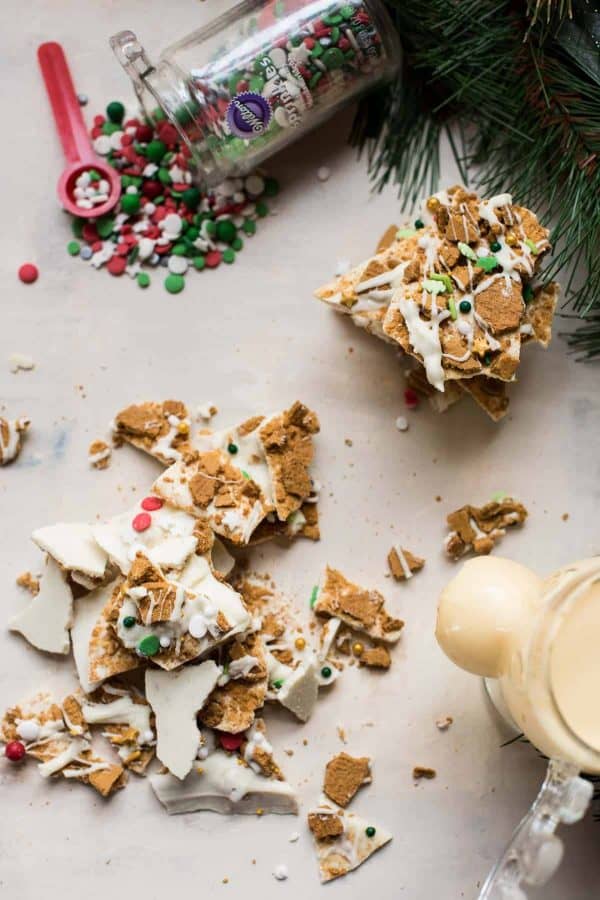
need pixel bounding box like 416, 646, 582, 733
177, 421, 190, 434
196, 766, 204, 775
352, 641, 364, 657
256, 807, 264, 816
426, 196, 440, 212
505, 232, 517, 247
294, 637, 306, 651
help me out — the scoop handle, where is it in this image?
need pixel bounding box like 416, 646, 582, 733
38, 42, 94, 165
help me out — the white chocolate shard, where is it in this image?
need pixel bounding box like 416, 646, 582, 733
145, 661, 221, 780
32, 522, 107, 579
308, 808, 392, 883
277, 658, 319, 723
9, 556, 72, 654
150, 749, 298, 815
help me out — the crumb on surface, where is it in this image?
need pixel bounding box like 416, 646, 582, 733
413, 766, 436, 780
16, 571, 40, 595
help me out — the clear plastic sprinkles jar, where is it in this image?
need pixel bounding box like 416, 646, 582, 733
111, 0, 400, 187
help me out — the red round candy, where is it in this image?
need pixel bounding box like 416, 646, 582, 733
132, 512, 152, 532
5, 740, 26, 762
404, 388, 419, 409
141, 496, 164, 512
338, 37, 351, 51
304, 37, 316, 49
18, 263, 38, 284
205, 251, 222, 268
93, 115, 105, 127
121, 133, 134, 146
218, 732, 244, 752
136, 124, 154, 143
158, 123, 179, 146
107, 255, 127, 276
143, 180, 163, 199
82, 223, 99, 243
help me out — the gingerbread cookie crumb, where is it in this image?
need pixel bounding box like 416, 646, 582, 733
16, 571, 40, 595
444, 497, 527, 560
413, 766, 436, 780
323, 752, 372, 807
387, 546, 424, 581
359, 646, 391, 669
436, 716, 453, 731
308, 811, 344, 840
88, 440, 112, 470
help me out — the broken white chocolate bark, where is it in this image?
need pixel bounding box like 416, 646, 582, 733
308, 808, 392, 882
313, 567, 404, 643
112, 400, 192, 465
76, 683, 155, 773
89, 554, 250, 682
388, 545, 425, 581
10, 556, 73, 655
32, 522, 108, 581
315, 186, 558, 419
71, 579, 121, 693
323, 752, 372, 807
0, 416, 30, 465
150, 718, 298, 816
445, 497, 527, 559
153, 402, 320, 545
146, 661, 221, 779
198, 632, 268, 733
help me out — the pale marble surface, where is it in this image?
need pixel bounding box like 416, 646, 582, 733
1, 2, 600, 898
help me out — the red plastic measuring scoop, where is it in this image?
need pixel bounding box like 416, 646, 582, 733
38, 42, 121, 219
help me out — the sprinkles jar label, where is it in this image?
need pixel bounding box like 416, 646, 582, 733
112, 0, 400, 187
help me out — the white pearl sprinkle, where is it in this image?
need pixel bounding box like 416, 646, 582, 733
395, 416, 409, 432
159, 635, 171, 649
16, 720, 40, 742
188, 614, 207, 640
273, 864, 289, 881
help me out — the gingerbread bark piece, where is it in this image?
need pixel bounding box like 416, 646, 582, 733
258, 402, 320, 522
248, 501, 321, 544
387, 546, 424, 581
313, 567, 404, 643
198, 633, 268, 733
112, 400, 192, 465
323, 752, 372, 807
74, 684, 155, 774
521, 281, 559, 348
0, 416, 30, 465
308, 808, 392, 883
459, 376, 510, 421
358, 646, 391, 669
445, 497, 528, 559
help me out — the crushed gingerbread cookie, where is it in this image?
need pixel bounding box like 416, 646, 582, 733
315, 186, 558, 419
323, 752, 372, 807
308, 808, 392, 883
387, 546, 425, 581
112, 400, 192, 465
358, 646, 391, 669
308, 810, 344, 840
313, 567, 404, 643
16, 571, 40, 595
88, 439, 112, 469
375, 224, 399, 254
198, 633, 268, 733
0, 416, 30, 465
445, 497, 528, 559
413, 766, 437, 780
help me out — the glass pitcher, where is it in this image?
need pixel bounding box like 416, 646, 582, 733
111, 0, 400, 187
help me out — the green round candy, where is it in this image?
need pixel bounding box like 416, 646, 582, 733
67, 240, 80, 256
204, 220, 217, 237
165, 274, 185, 294
273, 679, 284, 689
309, 72, 323, 89
490, 240, 501, 252
264, 177, 279, 197
121, 194, 141, 215
185, 227, 199, 242
222, 248, 236, 264
232, 237, 243, 252
106, 100, 125, 124
72, 218, 85, 238
249, 75, 265, 93
123, 615, 137, 629
146, 140, 167, 163
365, 826, 376, 838
158, 167, 172, 186
256, 201, 269, 218
483, 351, 493, 366
152, 108, 166, 122
216, 219, 237, 243
320, 666, 332, 679
102, 121, 121, 136
172, 244, 188, 256
414, 219, 425, 229
137, 272, 151, 288
523, 284, 534, 302
227, 443, 238, 455
138, 634, 160, 656
459, 300, 472, 314
340, 4, 356, 18
121, 175, 133, 189
194, 256, 206, 271
182, 188, 201, 210
97, 216, 115, 238
323, 12, 343, 25
243, 219, 257, 236
310, 42, 324, 59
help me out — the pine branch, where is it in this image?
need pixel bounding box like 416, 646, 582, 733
354, 0, 600, 356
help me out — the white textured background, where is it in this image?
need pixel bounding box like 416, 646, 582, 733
2, 2, 600, 897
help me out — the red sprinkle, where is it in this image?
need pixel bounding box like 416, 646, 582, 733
18, 263, 38, 284
82, 223, 100, 243
218, 732, 244, 752
338, 37, 351, 51
205, 250, 222, 268
132, 512, 152, 532
93, 115, 105, 127
107, 255, 127, 276
136, 124, 154, 143
304, 37, 316, 49
141, 496, 164, 511
5, 740, 26, 762
404, 388, 420, 409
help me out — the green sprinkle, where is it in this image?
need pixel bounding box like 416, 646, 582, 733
232, 237, 243, 252
256, 201, 269, 218
396, 228, 417, 239
524, 238, 539, 255
430, 273, 453, 293
490, 240, 502, 253
448, 298, 457, 320
97, 216, 115, 239
216, 220, 237, 243
365, 826, 376, 838
249, 75, 265, 93
121, 194, 140, 215
137, 272, 150, 288
459, 299, 472, 314
322, 47, 345, 70
67, 240, 80, 256
273, 679, 284, 689
309, 71, 323, 89
310, 42, 324, 59
106, 100, 125, 124
310, 585, 319, 608
414, 219, 425, 229
241, 470, 250, 480
476, 256, 498, 273
483, 351, 493, 365
138, 634, 160, 657
458, 241, 477, 261
146, 140, 167, 163
243, 220, 257, 236
102, 121, 121, 136
204, 220, 217, 237
123, 615, 137, 629
164, 274, 185, 294
158, 167, 172, 186
152, 108, 166, 122
320, 666, 332, 679
88, 169, 101, 182
128, 245, 140, 265
222, 248, 236, 264
422, 278, 447, 295
523, 284, 534, 302
340, 4, 356, 17
172, 244, 187, 256
194, 256, 206, 271
72, 218, 85, 239
491, 491, 506, 502
227, 443, 238, 455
